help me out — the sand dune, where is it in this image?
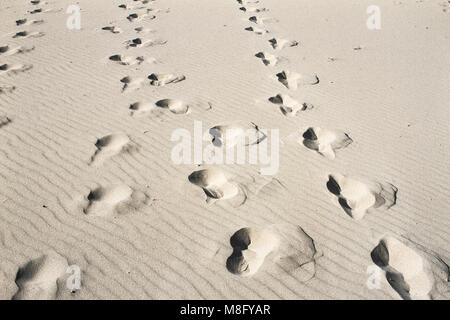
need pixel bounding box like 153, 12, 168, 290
0, 0, 448, 300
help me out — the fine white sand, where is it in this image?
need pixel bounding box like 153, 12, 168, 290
0, 0, 449, 299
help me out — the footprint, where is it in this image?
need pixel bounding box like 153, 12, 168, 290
126, 13, 156, 22
0, 84, 15, 94
129, 102, 155, 116
227, 227, 279, 277
0, 116, 12, 128
12, 31, 45, 39
134, 26, 154, 34
269, 38, 298, 50
239, 6, 267, 13
83, 184, 148, 216
326, 174, 398, 220
16, 19, 44, 26
248, 16, 277, 24
371, 237, 434, 300
209, 122, 265, 149
276, 70, 319, 90
237, 0, 260, 4
244, 26, 268, 35
0, 45, 35, 56
0, 64, 33, 76
119, 4, 146, 10
109, 54, 144, 66
89, 133, 134, 165
28, 8, 43, 14
125, 37, 166, 49
155, 99, 190, 114
12, 252, 68, 300
268, 94, 313, 116
255, 51, 278, 66
188, 168, 239, 203
226, 225, 317, 278
148, 73, 185, 86
120, 76, 145, 92
101, 26, 122, 34
302, 127, 352, 159
211, 123, 264, 148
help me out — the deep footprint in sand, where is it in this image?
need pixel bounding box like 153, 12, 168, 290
188, 168, 240, 204
208, 122, 266, 150
120, 76, 145, 92
101, 26, 122, 34
16, 18, 44, 26
248, 15, 277, 24
129, 102, 155, 116
0, 116, 12, 128
302, 127, 352, 159
89, 133, 135, 165
268, 94, 313, 116
238, 0, 260, 5
148, 73, 185, 86
27, 7, 54, 14
326, 174, 398, 220
83, 184, 148, 216
126, 13, 156, 22
129, 99, 189, 116
371, 236, 435, 300
125, 37, 166, 49
134, 26, 154, 34
269, 38, 298, 50
226, 225, 317, 278
0, 64, 33, 76
244, 26, 268, 35
0, 45, 35, 56
276, 70, 319, 90
109, 54, 145, 66
155, 99, 190, 114
255, 51, 278, 66
13, 252, 68, 300
118, 3, 148, 10
240, 6, 267, 13
12, 31, 45, 39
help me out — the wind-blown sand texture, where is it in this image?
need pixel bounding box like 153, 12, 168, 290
0, 0, 449, 299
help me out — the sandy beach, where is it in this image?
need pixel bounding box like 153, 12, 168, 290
0, 0, 449, 300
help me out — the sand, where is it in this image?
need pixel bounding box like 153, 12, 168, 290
0, 0, 449, 299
